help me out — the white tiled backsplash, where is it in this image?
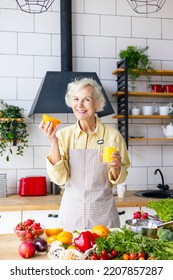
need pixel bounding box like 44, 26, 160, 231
0, 0, 173, 194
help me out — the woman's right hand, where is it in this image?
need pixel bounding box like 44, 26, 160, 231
39, 120, 59, 143
39, 120, 62, 165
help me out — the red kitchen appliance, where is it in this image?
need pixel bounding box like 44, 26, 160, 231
18, 176, 47, 196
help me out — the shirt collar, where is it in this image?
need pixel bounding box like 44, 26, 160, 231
74, 117, 105, 139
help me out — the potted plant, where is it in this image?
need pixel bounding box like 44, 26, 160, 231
168, 107, 173, 122
119, 46, 155, 90
0, 101, 29, 161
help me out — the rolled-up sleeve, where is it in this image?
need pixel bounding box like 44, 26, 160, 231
46, 156, 70, 186
108, 162, 130, 185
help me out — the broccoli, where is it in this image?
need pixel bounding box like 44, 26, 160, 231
157, 228, 173, 241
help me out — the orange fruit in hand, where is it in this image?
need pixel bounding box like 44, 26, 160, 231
42, 114, 61, 128
91, 224, 110, 238
45, 227, 63, 237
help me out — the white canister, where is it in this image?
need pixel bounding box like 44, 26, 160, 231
131, 108, 140, 115
116, 183, 127, 198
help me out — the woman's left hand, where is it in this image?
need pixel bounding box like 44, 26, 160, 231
109, 151, 122, 181
110, 151, 122, 169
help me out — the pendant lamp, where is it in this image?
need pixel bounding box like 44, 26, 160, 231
16, 0, 55, 14
127, 0, 166, 14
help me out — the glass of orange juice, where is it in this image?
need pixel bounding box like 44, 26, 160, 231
98, 141, 117, 163
102, 146, 117, 163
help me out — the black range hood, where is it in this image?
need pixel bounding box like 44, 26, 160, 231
28, 0, 114, 118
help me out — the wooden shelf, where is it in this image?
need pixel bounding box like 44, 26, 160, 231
113, 91, 173, 98
112, 68, 173, 76
113, 115, 172, 119
114, 61, 173, 146
0, 118, 24, 122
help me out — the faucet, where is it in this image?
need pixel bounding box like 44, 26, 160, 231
154, 169, 169, 192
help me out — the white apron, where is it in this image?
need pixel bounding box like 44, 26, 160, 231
58, 146, 120, 231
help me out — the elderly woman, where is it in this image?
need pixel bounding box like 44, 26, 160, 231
39, 78, 130, 230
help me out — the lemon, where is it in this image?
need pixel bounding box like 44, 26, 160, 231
91, 224, 110, 238
45, 227, 63, 237
57, 231, 73, 245
46, 235, 58, 244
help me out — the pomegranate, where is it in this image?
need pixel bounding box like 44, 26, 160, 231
18, 241, 36, 258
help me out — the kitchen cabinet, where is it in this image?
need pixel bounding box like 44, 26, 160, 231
0, 211, 21, 234
0, 209, 59, 234
22, 210, 60, 228
112, 59, 173, 148
118, 207, 139, 227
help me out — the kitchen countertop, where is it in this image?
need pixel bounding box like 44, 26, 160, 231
0, 191, 158, 212
0, 234, 49, 260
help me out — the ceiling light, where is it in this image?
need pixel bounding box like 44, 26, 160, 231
127, 0, 166, 14
16, 0, 55, 14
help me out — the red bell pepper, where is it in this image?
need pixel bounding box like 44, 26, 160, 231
74, 231, 96, 252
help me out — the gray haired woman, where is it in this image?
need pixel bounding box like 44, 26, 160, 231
39, 77, 130, 230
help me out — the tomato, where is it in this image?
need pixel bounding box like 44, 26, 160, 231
138, 252, 146, 259
129, 252, 139, 260
100, 250, 110, 259
110, 249, 119, 258
91, 253, 99, 260
101, 250, 108, 258
122, 253, 129, 260
138, 257, 145, 260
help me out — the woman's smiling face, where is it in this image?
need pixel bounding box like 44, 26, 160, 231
71, 85, 97, 121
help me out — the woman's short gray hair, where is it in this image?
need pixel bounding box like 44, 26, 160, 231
65, 77, 106, 112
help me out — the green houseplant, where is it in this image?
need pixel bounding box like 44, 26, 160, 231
0, 102, 29, 161
119, 46, 155, 90
168, 107, 173, 123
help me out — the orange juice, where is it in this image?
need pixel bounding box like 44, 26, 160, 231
102, 146, 116, 163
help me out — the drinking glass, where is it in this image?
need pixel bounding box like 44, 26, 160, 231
98, 140, 118, 163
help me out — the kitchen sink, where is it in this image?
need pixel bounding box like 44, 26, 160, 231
135, 190, 173, 199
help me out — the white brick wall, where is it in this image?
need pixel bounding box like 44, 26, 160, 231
0, 0, 173, 194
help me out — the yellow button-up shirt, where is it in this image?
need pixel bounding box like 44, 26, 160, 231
47, 118, 130, 186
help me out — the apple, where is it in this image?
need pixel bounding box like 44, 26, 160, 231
18, 241, 36, 258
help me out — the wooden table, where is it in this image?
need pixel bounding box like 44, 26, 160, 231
0, 234, 49, 260
0, 191, 157, 212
